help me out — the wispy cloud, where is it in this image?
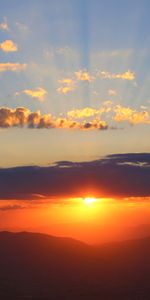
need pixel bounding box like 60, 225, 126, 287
57, 70, 94, 94
15, 21, 29, 33
108, 89, 117, 96
75, 70, 94, 82
0, 62, 26, 72
56, 67, 135, 96
0, 204, 25, 211
23, 87, 47, 101
100, 70, 135, 81
93, 49, 133, 59
0, 21, 9, 31
57, 78, 75, 94
0, 40, 18, 52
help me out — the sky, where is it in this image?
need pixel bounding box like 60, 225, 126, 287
0, 0, 150, 244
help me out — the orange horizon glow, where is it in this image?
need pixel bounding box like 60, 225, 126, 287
0, 196, 150, 244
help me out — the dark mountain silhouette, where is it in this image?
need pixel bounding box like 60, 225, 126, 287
0, 231, 150, 299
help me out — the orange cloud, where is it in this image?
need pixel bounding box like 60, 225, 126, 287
0, 62, 26, 72
0, 40, 18, 52
0, 107, 52, 128
54, 117, 108, 130
80, 119, 108, 130
59, 78, 74, 84
57, 78, 75, 94
67, 104, 150, 126
0, 104, 149, 130
57, 86, 74, 94
0, 107, 31, 127
100, 70, 135, 80
75, 70, 93, 82
67, 105, 112, 119
0, 107, 108, 130
114, 105, 150, 124
23, 87, 47, 101
67, 107, 99, 118
57, 70, 94, 94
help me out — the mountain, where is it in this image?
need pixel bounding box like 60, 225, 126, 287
0, 231, 150, 299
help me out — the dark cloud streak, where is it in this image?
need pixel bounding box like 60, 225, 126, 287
0, 153, 149, 200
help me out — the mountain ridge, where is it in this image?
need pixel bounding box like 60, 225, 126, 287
0, 231, 150, 299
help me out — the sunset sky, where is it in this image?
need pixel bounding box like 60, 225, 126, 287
0, 0, 150, 244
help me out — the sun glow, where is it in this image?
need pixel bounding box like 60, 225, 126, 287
84, 197, 97, 205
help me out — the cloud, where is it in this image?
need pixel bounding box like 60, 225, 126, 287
57, 71, 93, 94
67, 107, 100, 118
93, 49, 133, 60
57, 68, 134, 96
0, 62, 26, 72
0, 197, 50, 211
114, 105, 150, 125
0, 40, 18, 52
0, 107, 32, 127
0, 21, 9, 31
67, 105, 112, 119
57, 86, 73, 94
0, 106, 108, 130
55, 46, 71, 55
0, 107, 52, 128
57, 78, 75, 94
100, 70, 135, 80
0, 104, 149, 130
75, 70, 94, 82
54, 117, 108, 130
0, 204, 25, 211
140, 105, 147, 110
0, 153, 149, 200
108, 89, 117, 96
15, 22, 29, 33
81, 120, 108, 130
59, 78, 74, 85
23, 87, 47, 101
67, 103, 150, 125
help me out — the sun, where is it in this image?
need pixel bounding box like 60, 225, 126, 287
83, 197, 97, 205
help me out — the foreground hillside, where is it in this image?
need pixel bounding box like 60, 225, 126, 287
0, 231, 150, 299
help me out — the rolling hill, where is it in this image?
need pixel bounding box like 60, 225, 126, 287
0, 231, 150, 299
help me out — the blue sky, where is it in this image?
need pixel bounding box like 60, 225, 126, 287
0, 0, 149, 167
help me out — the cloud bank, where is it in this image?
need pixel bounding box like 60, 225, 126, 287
114, 105, 150, 125
0, 153, 149, 200
0, 107, 108, 130
0, 105, 149, 129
